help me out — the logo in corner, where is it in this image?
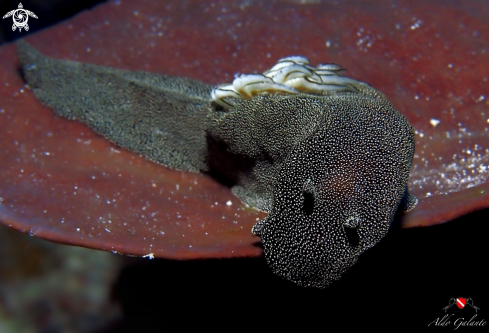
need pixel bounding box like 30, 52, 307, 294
3, 3, 38, 32
443, 297, 480, 312
428, 297, 486, 329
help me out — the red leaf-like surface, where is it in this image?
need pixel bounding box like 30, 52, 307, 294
1, 0, 488, 259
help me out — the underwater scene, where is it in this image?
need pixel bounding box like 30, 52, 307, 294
0, 0, 488, 330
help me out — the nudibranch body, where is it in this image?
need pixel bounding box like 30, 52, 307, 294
212, 56, 365, 108
17, 42, 417, 288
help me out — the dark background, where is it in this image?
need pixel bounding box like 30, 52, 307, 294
1, 0, 487, 331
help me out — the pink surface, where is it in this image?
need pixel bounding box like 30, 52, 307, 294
1, 0, 488, 258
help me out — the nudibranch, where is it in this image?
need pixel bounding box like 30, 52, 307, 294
212, 56, 364, 108
17, 41, 417, 288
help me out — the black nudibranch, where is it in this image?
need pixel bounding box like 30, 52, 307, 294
17, 42, 417, 288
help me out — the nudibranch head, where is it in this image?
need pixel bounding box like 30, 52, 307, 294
211, 56, 368, 108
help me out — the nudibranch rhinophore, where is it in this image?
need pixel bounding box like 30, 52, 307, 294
17, 41, 417, 288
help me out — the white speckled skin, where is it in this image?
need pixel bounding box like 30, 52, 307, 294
210, 85, 417, 288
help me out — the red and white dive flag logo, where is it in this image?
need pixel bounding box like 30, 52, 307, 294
443, 297, 479, 313
429, 297, 486, 329
456, 298, 466, 309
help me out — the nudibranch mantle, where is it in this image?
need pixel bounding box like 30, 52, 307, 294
211, 56, 367, 109
17, 42, 417, 288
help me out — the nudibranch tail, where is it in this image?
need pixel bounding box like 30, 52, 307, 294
211, 56, 367, 108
